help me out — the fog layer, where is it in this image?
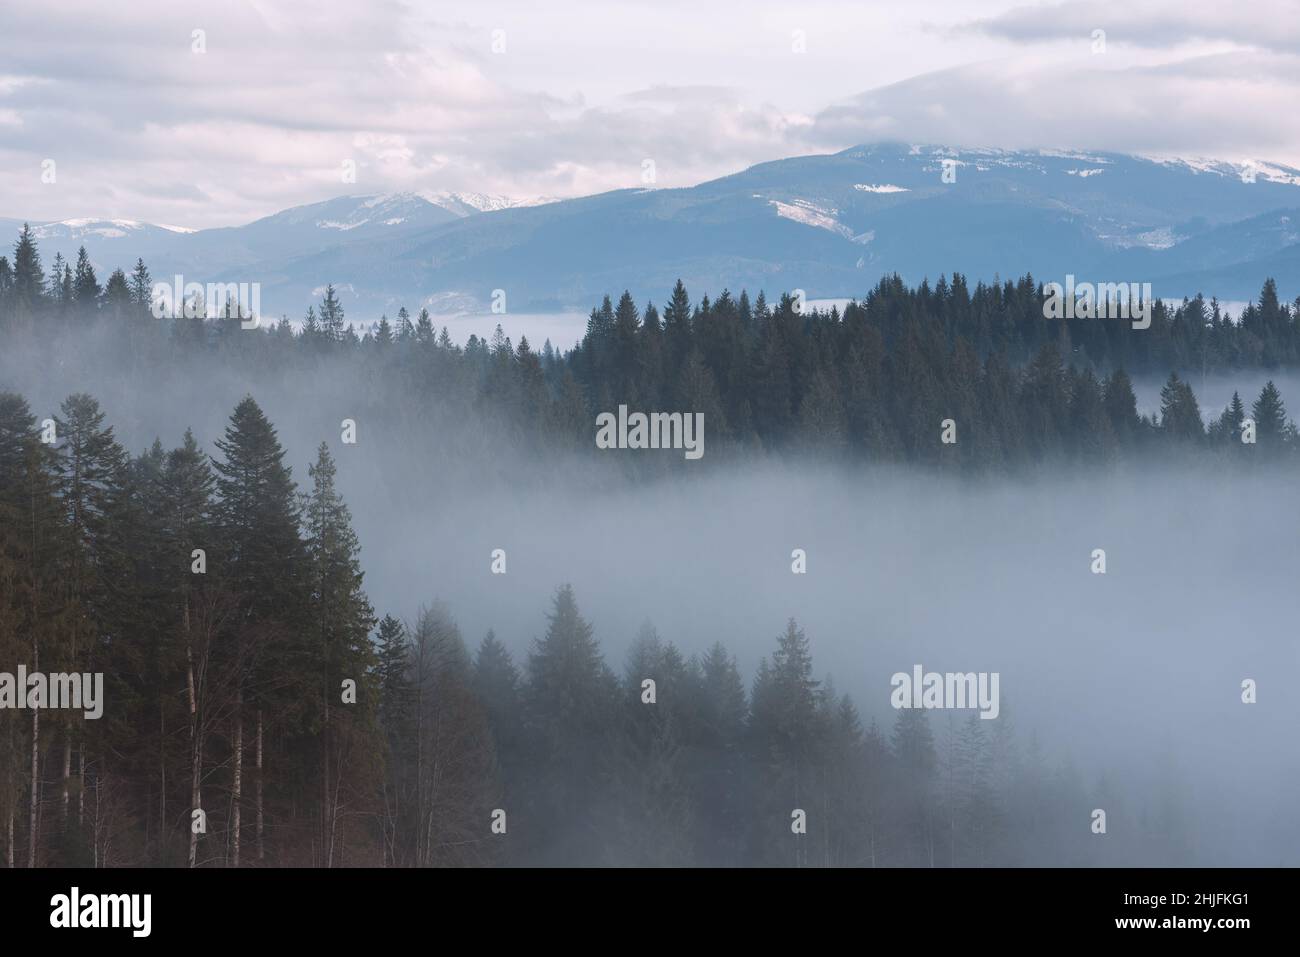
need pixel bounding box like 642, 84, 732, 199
4, 325, 1296, 866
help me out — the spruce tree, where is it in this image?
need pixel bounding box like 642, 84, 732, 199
11, 225, 44, 316
1159, 372, 1204, 442
522, 585, 616, 864
72, 246, 100, 308
1251, 380, 1288, 452
51, 394, 125, 846
0, 393, 66, 866
211, 396, 308, 866
318, 285, 345, 342
159, 429, 220, 866
304, 442, 376, 866
130, 258, 153, 308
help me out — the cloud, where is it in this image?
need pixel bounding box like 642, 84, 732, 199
967, 0, 1300, 54
0, 0, 1296, 229
806, 50, 1300, 163
0, 0, 814, 226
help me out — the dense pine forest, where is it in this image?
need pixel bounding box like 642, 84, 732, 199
0, 390, 1200, 867
0, 225, 1290, 868
2, 225, 1298, 473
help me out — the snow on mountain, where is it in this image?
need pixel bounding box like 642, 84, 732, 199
35, 219, 150, 240
415, 190, 558, 216
6, 142, 1300, 317
300, 191, 557, 229
1138, 155, 1300, 186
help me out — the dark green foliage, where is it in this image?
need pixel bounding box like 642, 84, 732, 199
2, 219, 1299, 468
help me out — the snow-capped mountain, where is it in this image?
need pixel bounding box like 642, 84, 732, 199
417, 191, 558, 216
34, 218, 196, 240
6, 143, 1299, 318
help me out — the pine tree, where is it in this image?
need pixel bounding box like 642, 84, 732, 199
102, 269, 132, 316
415, 308, 434, 343
405, 602, 496, 866
130, 259, 153, 309
369, 613, 410, 865
1212, 391, 1246, 446
1251, 380, 1288, 452
1159, 372, 1203, 443
689, 641, 747, 864
304, 442, 376, 865
156, 429, 222, 867
211, 397, 307, 866
318, 285, 345, 342
46, 254, 66, 303
1102, 368, 1141, 446
614, 621, 693, 864
394, 307, 412, 342
72, 246, 100, 308
51, 394, 125, 846
11, 225, 44, 316
473, 629, 519, 750
662, 280, 693, 371
0, 392, 67, 866
301, 306, 321, 344
768, 618, 819, 767
891, 707, 937, 866
521, 585, 616, 864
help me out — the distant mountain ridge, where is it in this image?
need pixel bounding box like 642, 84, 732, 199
5, 143, 1299, 320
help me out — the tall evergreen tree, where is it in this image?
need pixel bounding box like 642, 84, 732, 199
304, 442, 376, 865
72, 246, 100, 308
1251, 380, 1289, 452
211, 397, 308, 866
11, 225, 44, 316
521, 585, 616, 864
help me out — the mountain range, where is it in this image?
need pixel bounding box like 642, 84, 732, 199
6, 143, 1300, 321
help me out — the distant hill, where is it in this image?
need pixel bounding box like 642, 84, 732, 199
7, 143, 1299, 320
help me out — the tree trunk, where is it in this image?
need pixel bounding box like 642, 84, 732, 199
28, 709, 38, 868
414, 644, 424, 865
61, 735, 69, 826
821, 774, 829, 867
25, 478, 42, 869
27, 624, 39, 869
77, 742, 85, 829
6, 711, 14, 868
158, 700, 165, 864
322, 688, 331, 867
186, 599, 200, 869
255, 709, 263, 863
231, 690, 242, 868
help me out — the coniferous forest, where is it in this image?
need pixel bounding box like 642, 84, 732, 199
1, 227, 1297, 868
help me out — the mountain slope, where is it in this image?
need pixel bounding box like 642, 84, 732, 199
7, 144, 1300, 318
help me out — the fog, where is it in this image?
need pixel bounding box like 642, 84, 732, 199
415, 311, 588, 352
1134, 369, 1300, 425
4, 321, 1298, 866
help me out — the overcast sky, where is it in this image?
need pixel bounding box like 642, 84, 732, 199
2, 0, 1297, 228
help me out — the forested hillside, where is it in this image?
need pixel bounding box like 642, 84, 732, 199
0, 389, 1198, 866
2, 225, 1298, 472
0, 225, 1289, 868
